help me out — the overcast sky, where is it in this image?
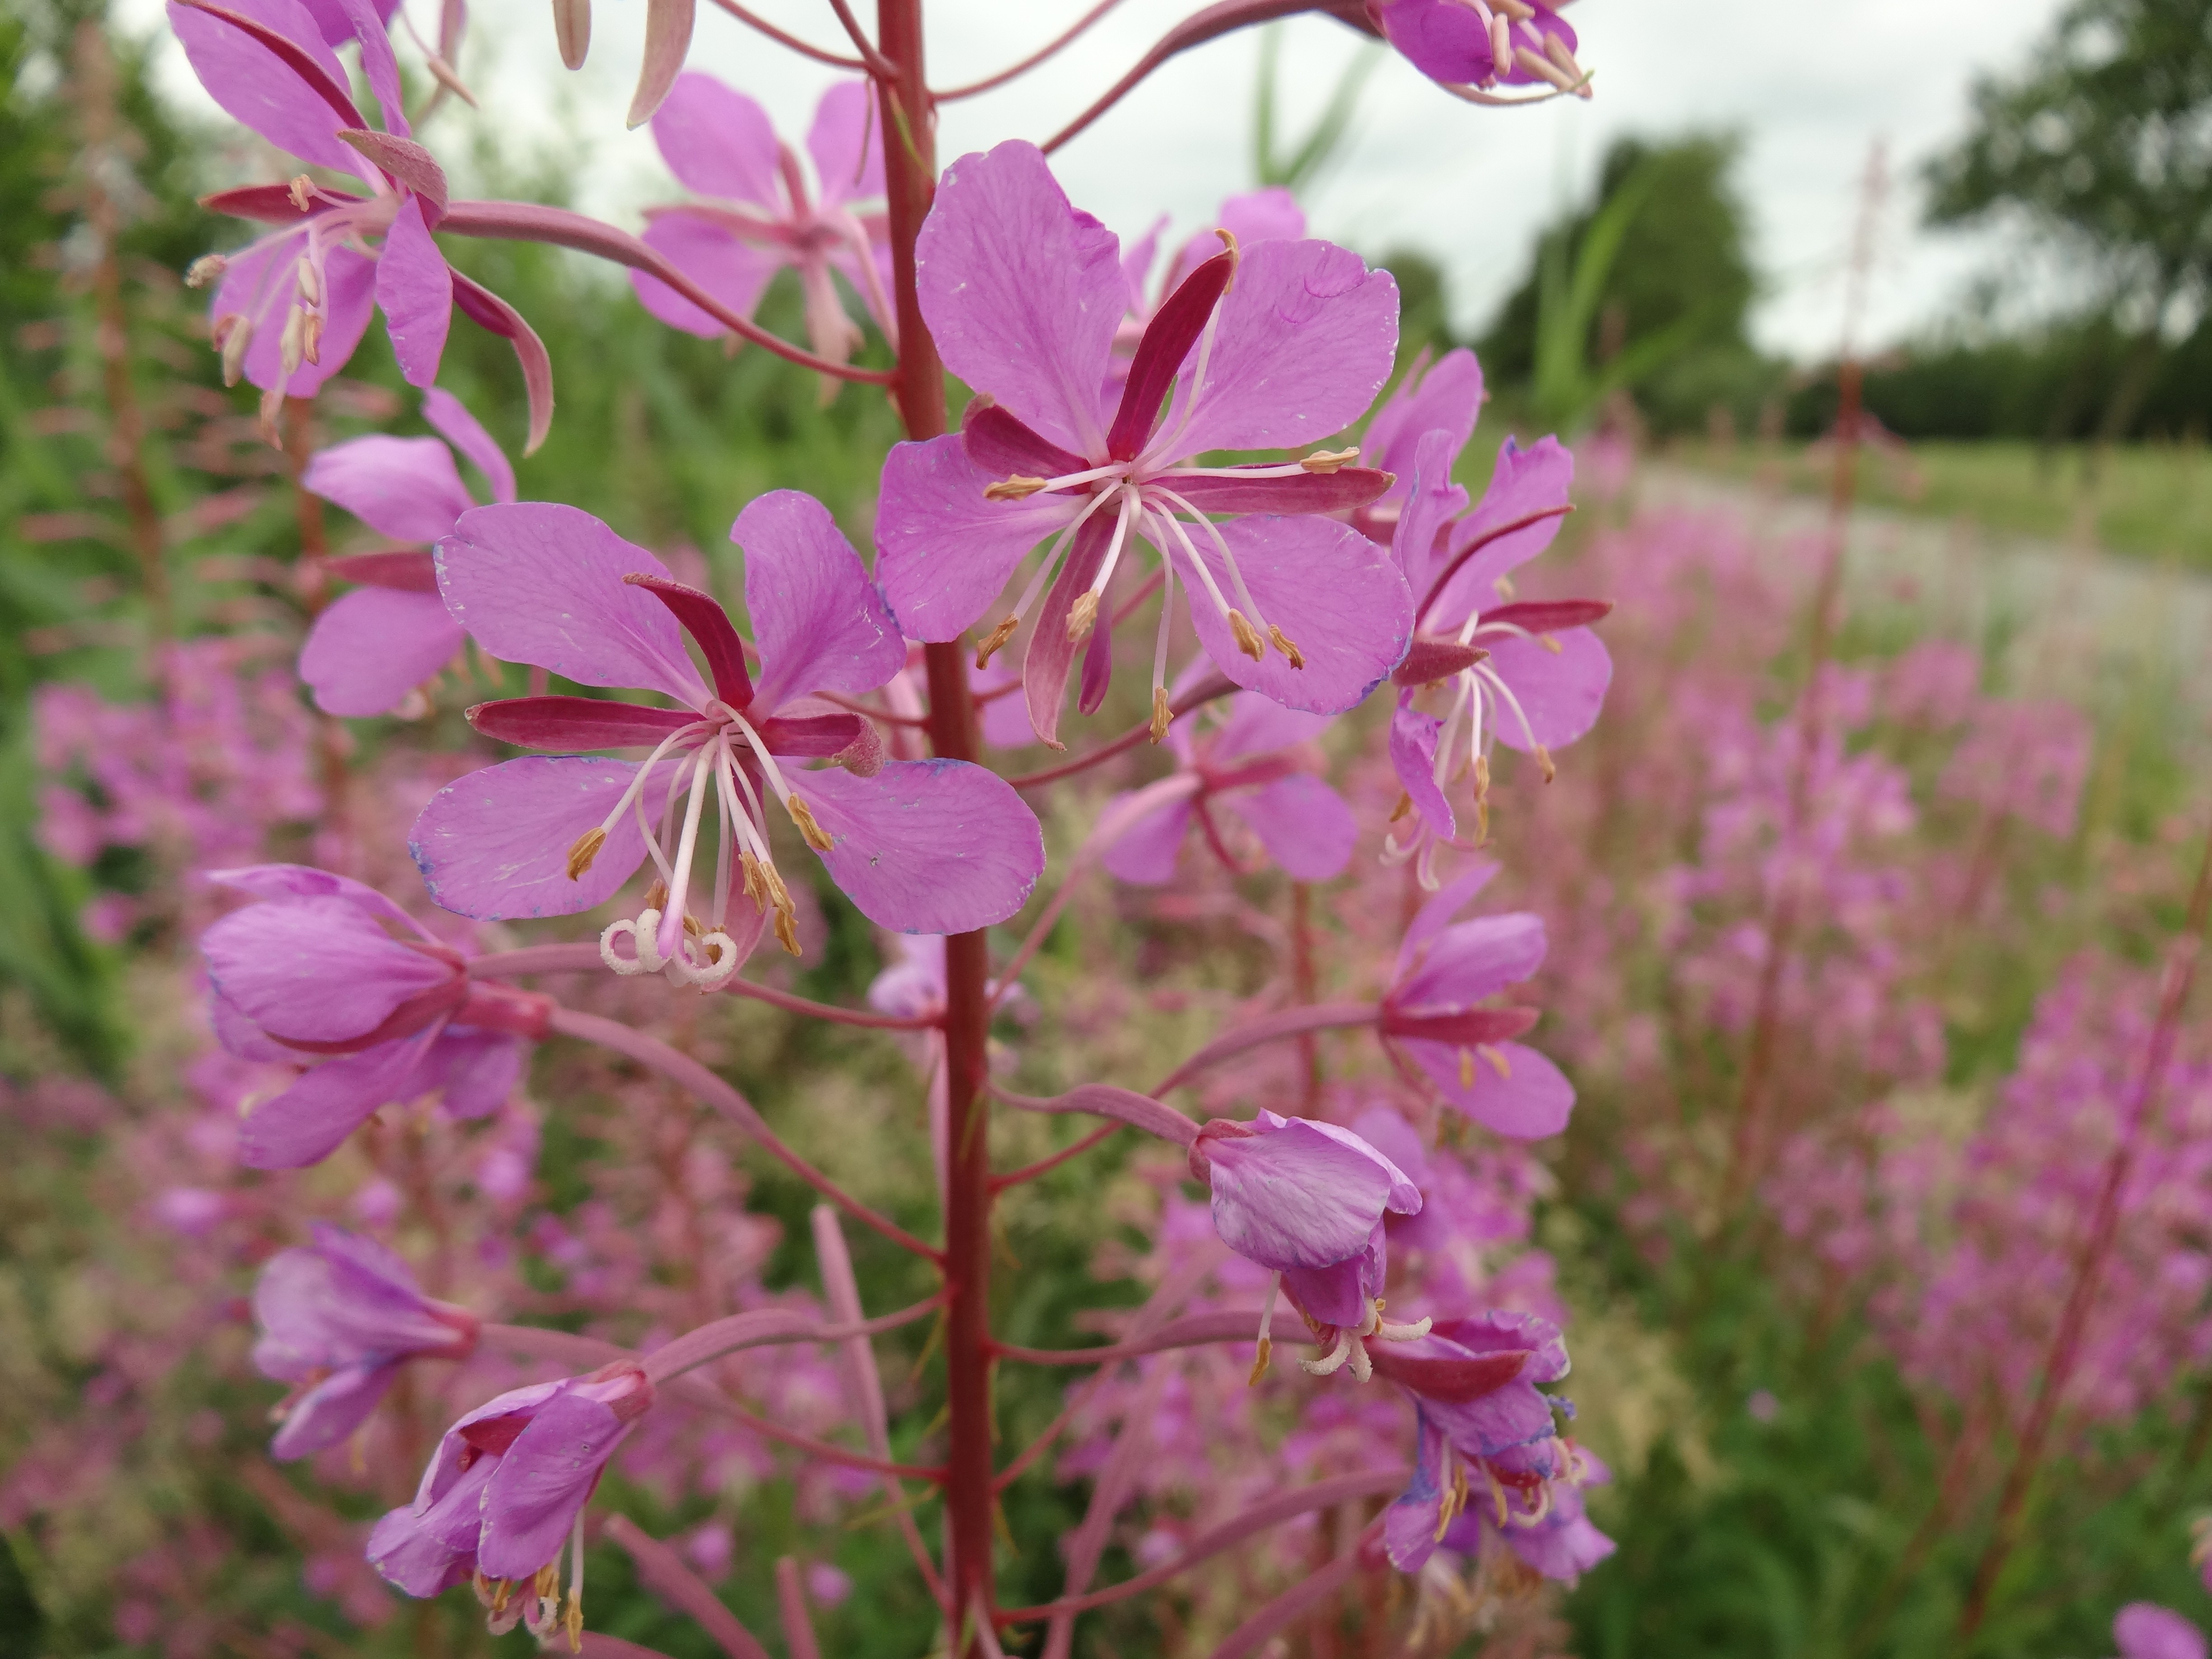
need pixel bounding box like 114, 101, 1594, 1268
131, 0, 2075, 360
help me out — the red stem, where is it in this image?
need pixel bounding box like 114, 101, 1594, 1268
703, 0, 867, 68
935, 0, 1127, 98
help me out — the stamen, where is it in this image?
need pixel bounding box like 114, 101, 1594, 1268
1459, 1047, 1476, 1090
653, 749, 715, 963
214, 314, 250, 385
1249, 1272, 1281, 1386
1267, 624, 1305, 669
566, 827, 607, 881
1150, 687, 1172, 745
786, 793, 834, 852
1226, 609, 1265, 661
279, 305, 306, 375
1299, 446, 1360, 474
185, 254, 227, 289
1065, 591, 1100, 645
1148, 487, 1278, 642
1480, 1043, 1511, 1080
1149, 553, 1177, 738
300, 311, 323, 366
295, 254, 323, 308
985, 475, 1047, 501
1389, 791, 1414, 824
564, 1515, 586, 1653
287, 174, 315, 211
974, 615, 1020, 669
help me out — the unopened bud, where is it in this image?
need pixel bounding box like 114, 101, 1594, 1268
184, 253, 227, 289
984, 475, 1047, 501
787, 793, 834, 852
1226, 609, 1264, 662
1298, 446, 1359, 474
1065, 590, 1099, 645
1149, 686, 1172, 745
975, 614, 1019, 668
1267, 624, 1305, 669
566, 826, 607, 881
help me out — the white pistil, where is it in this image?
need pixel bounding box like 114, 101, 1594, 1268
1472, 662, 1555, 781
572, 723, 705, 874
654, 747, 715, 962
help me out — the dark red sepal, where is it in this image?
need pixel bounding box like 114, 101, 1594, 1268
468, 695, 695, 751
1378, 1004, 1541, 1046
325, 550, 438, 592
623, 572, 755, 708
1368, 1345, 1530, 1402
1108, 248, 1233, 461
1475, 598, 1613, 634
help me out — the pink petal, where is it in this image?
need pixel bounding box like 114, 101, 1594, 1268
1365, 346, 1483, 481
917, 142, 1122, 457
366, 1454, 493, 1595
478, 1392, 632, 1579
423, 1029, 522, 1118
206, 862, 418, 929
806, 79, 883, 208
331, 0, 408, 135
269, 1360, 398, 1458
1397, 911, 1547, 1010
295, 0, 396, 46
1389, 697, 1455, 841
219, 237, 378, 396
238, 1030, 439, 1168
1374, 0, 1493, 83
1393, 860, 1500, 980
2116, 1605, 2208, 1659
1021, 510, 1113, 748
1407, 1038, 1574, 1139
1283, 1239, 1378, 1328
1098, 789, 1194, 885
1175, 515, 1412, 714
203, 894, 453, 1042
631, 214, 781, 338
1165, 187, 1306, 294
1220, 773, 1354, 881
730, 491, 904, 712
299, 587, 464, 716
1394, 428, 1470, 595
168, 0, 370, 177
422, 387, 514, 503
875, 435, 1077, 641
1430, 436, 1575, 623
410, 756, 670, 920
1485, 627, 1611, 752
1204, 1118, 1403, 1270
436, 503, 706, 703
1165, 239, 1397, 457
650, 72, 784, 206
800, 759, 1045, 934
375, 196, 451, 388
1209, 692, 1330, 764
302, 435, 473, 542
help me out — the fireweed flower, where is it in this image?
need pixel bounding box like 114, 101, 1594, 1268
1373, 0, 1591, 97
298, 388, 515, 717
367, 1361, 654, 1642
2115, 1604, 2207, 1659
201, 863, 550, 1168
1098, 670, 1356, 886
252, 1222, 478, 1459
1379, 862, 1574, 1139
1378, 357, 1611, 877
1376, 1312, 1612, 1584
411, 492, 1044, 984
1114, 187, 1307, 375
1187, 1111, 1430, 1384
874, 141, 1413, 747
173, 0, 486, 430
629, 75, 895, 375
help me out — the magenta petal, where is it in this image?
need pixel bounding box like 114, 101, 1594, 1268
917, 142, 1122, 457
731, 491, 904, 710
801, 759, 1044, 934
2116, 1606, 2209, 1659
632, 214, 781, 338
1176, 515, 1411, 714
1412, 1039, 1574, 1139
1099, 789, 1194, 885
300, 587, 463, 717
239, 1031, 438, 1168
1485, 628, 1612, 752
411, 756, 667, 920
296, 0, 396, 44
651, 72, 784, 207
1394, 429, 1470, 595
203, 894, 452, 1042
1222, 773, 1354, 881
807, 79, 883, 208
1366, 347, 1483, 481
1389, 697, 1455, 841
168, 0, 369, 177
376, 196, 451, 388
875, 435, 1077, 641
436, 503, 706, 703
422, 387, 515, 503
1283, 1243, 1376, 1329
1209, 691, 1329, 763
302, 434, 473, 542
1204, 1118, 1406, 1271
1375, 0, 1494, 84
368, 1453, 494, 1595
1397, 912, 1548, 1010
1431, 436, 1575, 623
206, 862, 418, 930
1167, 239, 1398, 457
478, 1392, 632, 1579
423, 1028, 521, 1119
270, 1360, 399, 1459
221, 238, 377, 396
1393, 860, 1499, 980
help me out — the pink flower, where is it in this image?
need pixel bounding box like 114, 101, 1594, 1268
630, 75, 894, 374
298, 389, 515, 717
2116, 1604, 2207, 1659
1097, 671, 1356, 886
367, 1362, 653, 1638
1379, 862, 1575, 1139
200, 863, 549, 1167
1114, 188, 1307, 375
1187, 1111, 1427, 1382
1372, 0, 1590, 97
411, 492, 1045, 981
874, 141, 1412, 746
172, 0, 490, 426
252, 1223, 478, 1459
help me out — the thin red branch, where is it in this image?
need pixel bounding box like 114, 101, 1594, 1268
991, 1121, 1120, 1190
466, 942, 936, 1029
936, 0, 1127, 98
992, 1308, 1287, 1366
1007, 672, 1236, 789
825, 0, 898, 77
703, 0, 867, 67
1208, 1525, 1379, 1659
1150, 1002, 1378, 1095
603, 1516, 774, 1659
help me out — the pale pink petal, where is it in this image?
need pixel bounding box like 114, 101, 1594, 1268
1395, 428, 1470, 594
206, 862, 418, 930
422, 387, 514, 503
1365, 347, 1483, 481
1204, 1118, 1401, 1270
1430, 435, 1575, 623
730, 491, 904, 711
1120, 214, 1165, 312
632, 213, 783, 338
167, 0, 371, 177
300, 587, 464, 717
800, 759, 1045, 934
478, 1392, 633, 1579
1164, 239, 1397, 457
649, 72, 783, 207
302, 435, 473, 542
1393, 859, 1500, 980
917, 142, 1123, 456
332, 0, 409, 135
1485, 628, 1611, 752
375, 196, 451, 388
1209, 692, 1330, 764
269, 1360, 399, 1458
2116, 1605, 2208, 1659
806, 80, 883, 208
222, 239, 378, 396
436, 503, 706, 703
410, 755, 672, 920
424, 1029, 522, 1119
238, 1030, 440, 1168
1220, 773, 1354, 881
202, 894, 453, 1042
1396, 911, 1547, 1010
1174, 515, 1411, 714
1389, 697, 1455, 841
296, 0, 397, 46
875, 435, 1078, 641
1163, 187, 1305, 294
1408, 1039, 1574, 1139
1098, 789, 1194, 885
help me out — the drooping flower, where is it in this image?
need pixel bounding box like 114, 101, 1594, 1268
171, 0, 500, 433
298, 388, 516, 717
1379, 861, 1574, 1139
412, 493, 1045, 984
367, 1361, 653, 1642
1372, 0, 1591, 98
1187, 1111, 1429, 1382
874, 141, 1412, 746
1098, 666, 1356, 886
201, 863, 550, 1167
1375, 353, 1611, 876
629, 75, 894, 377
252, 1223, 478, 1458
